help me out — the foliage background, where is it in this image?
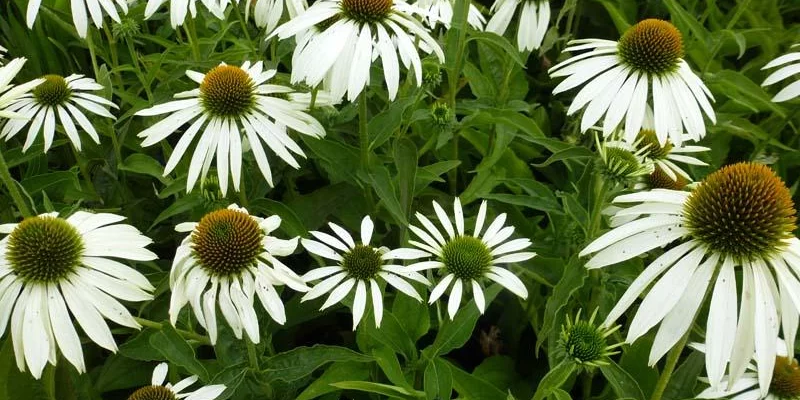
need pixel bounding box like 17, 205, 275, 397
1, 0, 800, 398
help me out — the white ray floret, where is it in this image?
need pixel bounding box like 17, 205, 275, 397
414, 0, 485, 30
407, 198, 535, 319
270, 0, 445, 101
1, 74, 116, 152
170, 204, 309, 344
136, 61, 325, 195
580, 163, 800, 396
26, 0, 129, 38
144, 0, 225, 28
0, 58, 44, 121
762, 44, 800, 103
128, 362, 226, 400
301, 216, 430, 330
549, 19, 715, 146
486, 0, 549, 52
248, 0, 308, 34
0, 211, 157, 379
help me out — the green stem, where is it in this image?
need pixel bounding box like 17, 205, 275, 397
102, 25, 122, 88
0, 149, 33, 218
246, 337, 260, 370
448, 132, 459, 195
650, 333, 689, 400
42, 365, 57, 400
447, 0, 470, 110
85, 32, 100, 80
133, 317, 211, 345
309, 87, 318, 111
232, 3, 253, 43
359, 90, 370, 171
184, 18, 201, 62
126, 39, 154, 102
71, 146, 100, 203
587, 171, 608, 239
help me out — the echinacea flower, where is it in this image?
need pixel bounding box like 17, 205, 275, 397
0, 211, 157, 378
1, 74, 116, 152
407, 198, 535, 319
549, 19, 715, 146
170, 205, 308, 344
248, 0, 308, 34
633, 128, 708, 183
0, 58, 43, 120
580, 162, 800, 395
415, 0, 485, 30
270, 0, 445, 101
595, 133, 654, 186
486, 0, 549, 52
144, 0, 225, 28
135, 61, 325, 195
762, 44, 800, 103
693, 340, 796, 400
559, 309, 622, 367
127, 362, 226, 400
26, 0, 129, 38
301, 216, 430, 330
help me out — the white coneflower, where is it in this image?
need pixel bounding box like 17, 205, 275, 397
0, 58, 43, 120
407, 198, 535, 319
248, 0, 308, 34
144, 0, 225, 28
549, 19, 715, 146
633, 129, 708, 182
415, 0, 485, 30
559, 309, 622, 367
1, 74, 116, 152
26, 0, 128, 38
694, 340, 798, 400
580, 162, 800, 395
0, 211, 156, 379
595, 133, 654, 186
486, 0, 549, 52
135, 61, 325, 195
270, 0, 445, 101
169, 204, 308, 344
301, 216, 430, 330
762, 44, 800, 103
128, 362, 226, 400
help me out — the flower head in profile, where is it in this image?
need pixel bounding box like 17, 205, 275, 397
407, 198, 535, 319
595, 133, 654, 186
486, 0, 549, 52
247, 0, 308, 34
0, 211, 157, 379
144, 0, 225, 28
694, 340, 799, 400
128, 362, 226, 400
27, 0, 128, 38
559, 309, 622, 367
0, 58, 43, 121
270, 0, 445, 101
301, 216, 430, 330
170, 205, 308, 344
633, 128, 708, 183
1, 74, 116, 152
762, 44, 800, 103
549, 19, 715, 146
580, 162, 800, 395
414, 0, 485, 30
136, 61, 325, 195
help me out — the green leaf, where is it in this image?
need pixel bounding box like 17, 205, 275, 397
149, 194, 205, 230
119, 153, 169, 183
416, 161, 462, 193
363, 311, 418, 361
531, 360, 577, 400
594, 0, 631, 34
208, 365, 248, 400
423, 285, 501, 358
372, 347, 411, 389
663, 0, 710, 46
330, 381, 423, 399
249, 198, 308, 237
709, 70, 786, 117
118, 328, 163, 361
394, 138, 418, 222
261, 345, 372, 383
368, 166, 408, 225
598, 359, 645, 400
369, 97, 417, 150
549, 389, 572, 400
662, 351, 705, 400
536, 257, 587, 352
466, 31, 526, 68
424, 357, 453, 400
462, 109, 546, 139
149, 323, 209, 381
532, 147, 593, 167
449, 362, 508, 400
392, 292, 431, 342
295, 362, 371, 400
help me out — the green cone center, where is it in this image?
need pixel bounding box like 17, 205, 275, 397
771, 356, 800, 398
192, 209, 264, 277
200, 65, 255, 118
561, 321, 608, 363
439, 236, 492, 280
599, 145, 647, 183
6, 216, 84, 283
33, 75, 71, 106
340, 0, 393, 24
341, 244, 383, 280
618, 19, 684, 75
127, 385, 177, 400
683, 162, 797, 261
